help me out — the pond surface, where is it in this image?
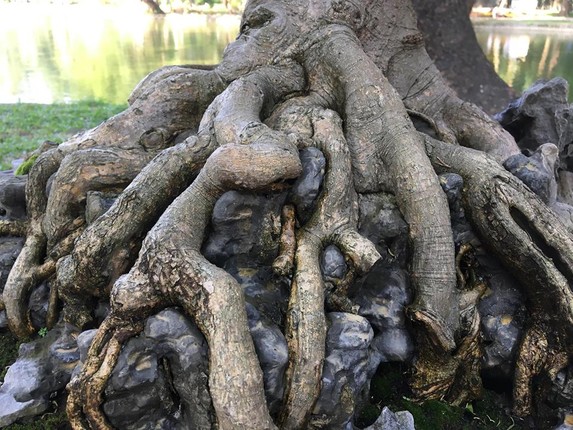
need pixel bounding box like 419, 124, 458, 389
0, 4, 240, 104
474, 25, 573, 98
1, 5, 573, 104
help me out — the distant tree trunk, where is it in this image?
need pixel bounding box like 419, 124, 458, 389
141, 0, 166, 14
412, 0, 515, 114
559, 0, 571, 15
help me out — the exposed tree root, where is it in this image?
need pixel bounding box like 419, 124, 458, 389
3, 1, 573, 428
424, 134, 573, 415
272, 204, 297, 276
0, 220, 27, 237
66, 67, 304, 429
273, 107, 380, 428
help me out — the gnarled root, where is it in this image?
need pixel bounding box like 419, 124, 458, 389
4, 68, 227, 338
273, 107, 380, 428
57, 135, 217, 329
67, 317, 144, 430
3, 148, 64, 337
357, 0, 520, 163
424, 134, 573, 416
67, 66, 305, 429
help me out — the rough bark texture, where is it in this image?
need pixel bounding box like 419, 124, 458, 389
1, 0, 572, 428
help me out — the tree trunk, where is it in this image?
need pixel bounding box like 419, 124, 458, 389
1, 0, 572, 429
559, 0, 571, 15
412, 0, 515, 114
141, 0, 165, 14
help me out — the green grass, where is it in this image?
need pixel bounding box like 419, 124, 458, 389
0, 331, 20, 383
0, 101, 126, 170
3, 410, 70, 430
355, 363, 528, 430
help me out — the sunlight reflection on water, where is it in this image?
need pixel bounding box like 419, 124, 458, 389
0, 3, 240, 104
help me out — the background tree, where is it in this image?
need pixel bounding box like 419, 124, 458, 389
412, 0, 515, 114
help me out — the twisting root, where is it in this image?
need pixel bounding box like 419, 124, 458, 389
0, 220, 28, 237
273, 204, 297, 276
3, 149, 63, 337
67, 66, 305, 430
57, 134, 217, 329
5, 67, 227, 337
424, 134, 573, 415
67, 317, 144, 430
277, 107, 380, 429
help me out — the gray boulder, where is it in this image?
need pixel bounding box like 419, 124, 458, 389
0, 171, 27, 221
362, 407, 415, 430
311, 312, 379, 429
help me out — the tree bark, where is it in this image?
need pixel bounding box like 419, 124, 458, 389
412, 0, 516, 114
141, 0, 166, 14
1, 0, 572, 428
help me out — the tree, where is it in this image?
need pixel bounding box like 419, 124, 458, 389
412, 0, 516, 114
141, 0, 166, 14
1, 0, 572, 428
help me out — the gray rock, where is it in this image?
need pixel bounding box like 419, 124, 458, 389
202, 190, 286, 267
28, 282, 50, 330
76, 329, 97, 363
358, 193, 408, 265
0, 323, 80, 427
246, 303, 288, 414
362, 406, 416, 430
231, 265, 288, 327
439, 173, 477, 246
503, 143, 559, 205
0, 393, 47, 428
311, 312, 379, 429
145, 309, 213, 430
321, 245, 347, 280
371, 329, 414, 363
289, 147, 326, 224
0, 171, 27, 221
354, 264, 412, 332
495, 77, 573, 156
103, 308, 213, 430
477, 261, 526, 379
85, 191, 118, 224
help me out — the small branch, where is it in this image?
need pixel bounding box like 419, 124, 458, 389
0, 220, 28, 237
273, 204, 297, 276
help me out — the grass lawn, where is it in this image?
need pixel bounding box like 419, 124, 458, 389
0, 101, 126, 171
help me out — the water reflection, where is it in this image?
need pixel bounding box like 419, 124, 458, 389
2, 5, 573, 104
0, 4, 240, 104
475, 26, 573, 97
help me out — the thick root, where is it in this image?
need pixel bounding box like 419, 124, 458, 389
424, 134, 573, 415
57, 135, 217, 329
356, 0, 519, 162
277, 108, 380, 428
67, 67, 304, 429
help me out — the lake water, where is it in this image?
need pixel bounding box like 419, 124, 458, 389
474, 25, 573, 98
1, 4, 573, 104
0, 4, 240, 104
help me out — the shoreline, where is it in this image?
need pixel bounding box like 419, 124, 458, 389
471, 16, 573, 31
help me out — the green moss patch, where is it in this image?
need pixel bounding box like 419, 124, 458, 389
355, 362, 527, 429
